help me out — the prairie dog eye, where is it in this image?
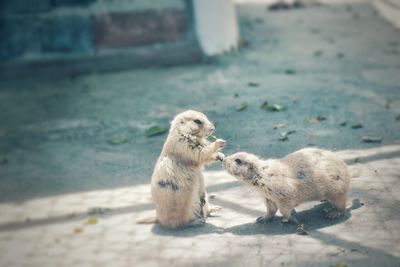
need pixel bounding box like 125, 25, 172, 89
193, 119, 202, 125
235, 159, 242, 165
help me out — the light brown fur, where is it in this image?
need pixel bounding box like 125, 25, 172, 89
142, 110, 225, 229
223, 148, 351, 223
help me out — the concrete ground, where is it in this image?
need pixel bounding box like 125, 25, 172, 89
0, 0, 400, 266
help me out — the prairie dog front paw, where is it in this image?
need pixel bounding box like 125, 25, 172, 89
214, 139, 226, 151
215, 152, 225, 162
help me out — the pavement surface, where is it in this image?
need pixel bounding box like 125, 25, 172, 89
0, 0, 400, 266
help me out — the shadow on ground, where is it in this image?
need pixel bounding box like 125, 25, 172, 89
151, 200, 363, 237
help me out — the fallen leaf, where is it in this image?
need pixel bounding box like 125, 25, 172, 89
285, 69, 296, 75
84, 216, 98, 225
87, 207, 111, 215
248, 82, 259, 87
145, 125, 168, 137
261, 101, 287, 111
278, 131, 296, 142
340, 121, 347, 126
73, 227, 83, 234
296, 224, 308, 235
362, 136, 382, 143
273, 123, 286, 129
309, 116, 327, 124
351, 123, 363, 129
236, 102, 248, 111
108, 134, 128, 145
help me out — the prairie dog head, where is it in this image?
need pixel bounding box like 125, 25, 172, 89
223, 152, 263, 184
171, 110, 215, 138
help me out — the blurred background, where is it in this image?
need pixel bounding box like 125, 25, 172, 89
0, 0, 400, 266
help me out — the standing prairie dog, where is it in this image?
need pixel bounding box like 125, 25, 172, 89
140, 110, 225, 229
223, 148, 351, 223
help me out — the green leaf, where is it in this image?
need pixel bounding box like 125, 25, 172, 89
362, 136, 382, 143
285, 69, 296, 75
83, 216, 98, 225
145, 125, 168, 137
247, 82, 259, 87
108, 134, 128, 145
278, 130, 296, 142
351, 123, 363, 129
260, 101, 287, 112
236, 102, 248, 111
208, 135, 218, 142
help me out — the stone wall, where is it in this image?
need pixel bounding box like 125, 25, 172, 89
0, 0, 202, 76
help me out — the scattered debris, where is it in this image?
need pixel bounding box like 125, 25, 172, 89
296, 224, 308, 235
351, 123, 363, 129
145, 125, 168, 137
337, 53, 345, 59
73, 227, 83, 234
278, 131, 296, 142
234, 93, 239, 98
353, 157, 361, 163
314, 50, 323, 57
0, 158, 8, 165
261, 101, 287, 112
309, 116, 327, 124
83, 216, 98, 225
273, 123, 286, 129
328, 38, 335, 44
353, 13, 360, 19
396, 114, 400, 121
87, 207, 111, 215
388, 41, 399, 47
108, 134, 128, 145
362, 136, 382, 143
236, 102, 248, 112
340, 121, 347, 127
248, 82, 259, 87
254, 18, 264, 24
285, 69, 296, 75
291, 97, 299, 103
334, 263, 348, 267
307, 143, 316, 146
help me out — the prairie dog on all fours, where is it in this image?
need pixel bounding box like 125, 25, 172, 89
141, 110, 225, 229
223, 148, 352, 223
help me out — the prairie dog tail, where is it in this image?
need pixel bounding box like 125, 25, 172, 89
137, 215, 158, 224
350, 167, 362, 178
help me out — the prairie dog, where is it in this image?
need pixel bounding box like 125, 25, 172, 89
223, 148, 351, 223
147, 110, 225, 229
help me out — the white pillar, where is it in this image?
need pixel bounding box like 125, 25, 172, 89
193, 0, 240, 56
